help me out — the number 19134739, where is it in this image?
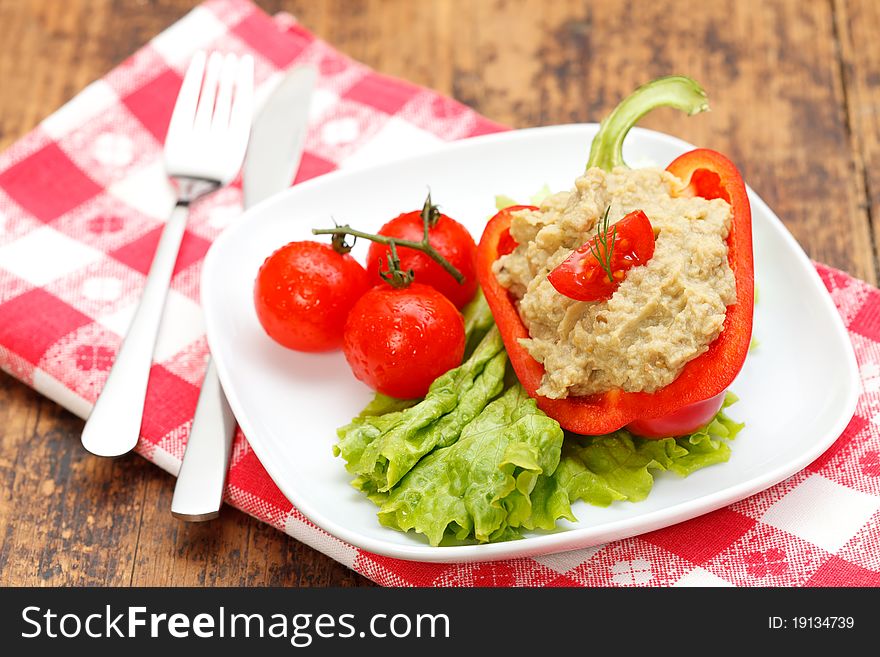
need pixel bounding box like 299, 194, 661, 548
768, 617, 855, 630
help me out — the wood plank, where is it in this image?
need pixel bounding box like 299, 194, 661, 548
0, 376, 143, 585
836, 0, 880, 273
129, 465, 366, 586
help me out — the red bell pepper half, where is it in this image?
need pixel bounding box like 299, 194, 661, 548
477, 76, 754, 436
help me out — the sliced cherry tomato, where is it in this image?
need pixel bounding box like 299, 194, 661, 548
254, 241, 370, 352
626, 390, 726, 438
343, 283, 465, 399
548, 209, 655, 301
366, 211, 477, 309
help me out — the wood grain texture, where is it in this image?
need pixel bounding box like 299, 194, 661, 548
0, 0, 877, 586
836, 0, 880, 273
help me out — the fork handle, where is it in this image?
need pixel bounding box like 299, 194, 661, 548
81, 202, 190, 457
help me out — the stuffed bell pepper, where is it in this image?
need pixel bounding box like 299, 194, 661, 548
477, 76, 754, 437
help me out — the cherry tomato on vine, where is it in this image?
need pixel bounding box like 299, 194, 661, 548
366, 204, 477, 309
343, 283, 466, 399
254, 241, 370, 352
548, 209, 655, 302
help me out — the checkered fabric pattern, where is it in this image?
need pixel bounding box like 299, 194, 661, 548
1, 0, 878, 587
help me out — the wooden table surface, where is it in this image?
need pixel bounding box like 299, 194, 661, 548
1, 0, 878, 586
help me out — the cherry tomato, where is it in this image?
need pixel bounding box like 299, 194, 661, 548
254, 241, 370, 352
366, 211, 477, 308
627, 391, 726, 438
343, 283, 466, 399
548, 209, 655, 301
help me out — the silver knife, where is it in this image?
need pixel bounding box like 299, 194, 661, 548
171, 66, 317, 521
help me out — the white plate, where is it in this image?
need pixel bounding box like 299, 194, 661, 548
202, 124, 859, 563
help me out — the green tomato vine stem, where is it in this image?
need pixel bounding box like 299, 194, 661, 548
312, 225, 465, 284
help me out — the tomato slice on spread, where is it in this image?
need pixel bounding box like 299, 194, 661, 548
548, 209, 655, 302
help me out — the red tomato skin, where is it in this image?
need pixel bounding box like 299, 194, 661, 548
254, 241, 370, 352
548, 209, 655, 302
343, 283, 465, 399
366, 212, 478, 309
626, 391, 727, 438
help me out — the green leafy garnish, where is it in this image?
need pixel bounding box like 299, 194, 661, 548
335, 326, 508, 494
589, 205, 617, 283
461, 288, 495, 359
376, 385, 571, 545
495, 194, 518, 211
530, 184, 552, 206
334, 292, 745, 546
494, 184, 552, 213
355, 393, 419, 418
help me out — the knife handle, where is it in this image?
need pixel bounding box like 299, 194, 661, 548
171, 358, 236, 521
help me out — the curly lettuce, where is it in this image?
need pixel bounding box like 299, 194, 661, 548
334, 292, 744, 546
547, 392, 743, 509
335, 325, 507, 495
376, 385, 572, 545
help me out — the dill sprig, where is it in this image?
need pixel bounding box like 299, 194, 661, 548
589, 206, 617, 283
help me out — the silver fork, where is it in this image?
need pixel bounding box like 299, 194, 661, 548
81, 51, 253, 458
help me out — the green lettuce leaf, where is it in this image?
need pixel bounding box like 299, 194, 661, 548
364, 390, 741, 545
553, 393, 743, 508
462, 288, 495, 359
376, 385, 572, 545
334, 288, 745, 545
335, 326, 507, 494
494, 194, 518, 211
355, 393, 419, 418
530, 184, 552, 205
494, 184, 553, 212
347, 289, 494, 450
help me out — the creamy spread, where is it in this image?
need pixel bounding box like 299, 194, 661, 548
494, 166, 736, 399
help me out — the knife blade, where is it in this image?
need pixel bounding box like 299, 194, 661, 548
243, 66, 317, 208
171, 66, 317, 521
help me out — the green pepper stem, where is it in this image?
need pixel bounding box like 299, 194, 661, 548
586, 76, 710, 172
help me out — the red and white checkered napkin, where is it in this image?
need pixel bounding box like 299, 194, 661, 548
0, 0, 878, 587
